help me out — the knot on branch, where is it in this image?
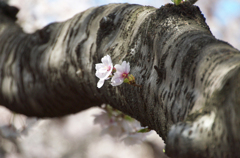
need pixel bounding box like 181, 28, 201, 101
156, 2, 207, 29
0, 1, 19, 21
97, 13, 117, 47
35, 24, 52, 44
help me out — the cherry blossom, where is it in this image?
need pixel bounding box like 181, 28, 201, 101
111, 61, 130, 86
122, 132, 152, 145
93, 105, 152, 144
95, 55, 113, 88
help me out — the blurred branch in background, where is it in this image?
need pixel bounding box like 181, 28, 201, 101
0, 106, 167, 158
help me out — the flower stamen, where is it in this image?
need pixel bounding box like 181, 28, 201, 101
122, 73, 128, 78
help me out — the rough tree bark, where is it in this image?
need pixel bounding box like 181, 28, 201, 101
0, 1, 240, 158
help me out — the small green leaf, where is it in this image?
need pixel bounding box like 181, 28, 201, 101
172, 0, 182, 5
123, 78, 130, 84
124, 115, 134, 121
137, 128, 151, 133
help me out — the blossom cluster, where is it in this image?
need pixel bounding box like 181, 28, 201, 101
95, 55, 138, 88
93, 104, 152, 145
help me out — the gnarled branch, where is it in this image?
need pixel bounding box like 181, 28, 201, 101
0, 2, 240, 157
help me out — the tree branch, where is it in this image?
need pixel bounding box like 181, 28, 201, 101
0, 2, 240, 157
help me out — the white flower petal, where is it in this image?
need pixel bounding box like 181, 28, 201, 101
122, 61, 127, 67
107, 55, 113, 65
114, 61, 130, 74
96, 70, 107, 78
95, 63, 104, 70
113, 71, 122, 77
95, 55, 114, 88
111, 76, 124, 86
97, 79, 105, 88
122, 133, 150, 145
93, 110, 110, 127
111, 61, 131, 86
114, 64, 123, 72
101, 55, 112, 65
121, 61, 130, 73
101, 123, 123, 137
